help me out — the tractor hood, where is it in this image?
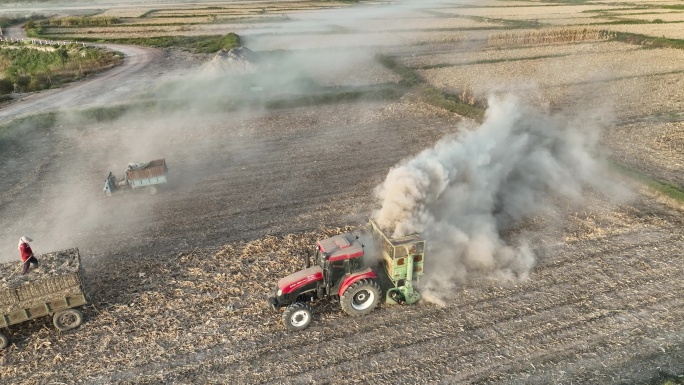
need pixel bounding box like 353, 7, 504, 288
277, 265, 323, 294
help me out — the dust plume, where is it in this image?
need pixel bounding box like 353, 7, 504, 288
373, 94, 628, 293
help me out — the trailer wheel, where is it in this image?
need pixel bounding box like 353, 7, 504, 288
0, 332, 8, 350
147, 186, 158, 195
340, 279, 381, 317
53, 309, 83, 331
282, 302, 313, 331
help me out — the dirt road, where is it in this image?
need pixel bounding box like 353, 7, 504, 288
0, 24, 162, 122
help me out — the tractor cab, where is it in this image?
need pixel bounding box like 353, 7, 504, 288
315, 233, 366, 290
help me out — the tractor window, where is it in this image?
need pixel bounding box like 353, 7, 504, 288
316, 250, 323, 267
329, 259, 346, 286
348, 257, 364, 272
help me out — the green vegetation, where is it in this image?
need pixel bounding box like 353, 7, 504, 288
376, 54, 420, 87
601, 19, 651, 25
0, 14, 44, 29
265, 87, 401, 109
0, 103, 153, 139
650, 371, 684, 384
0, 42, 122, 95
377, 54, 485, 120
24, 20, 45, 37
50, 33, 240, 54
24, 16, 122, 36
116, 33, 239, 53
44, 16, 122, 27
421, 87, 485, 120
140, 10, 157, 18
0, 111, 57, 140
598, 18, 675, 25
612, 32, 684, 50
544, 0, 591, 3
612, 162, 684, 202
416, 53, 569, 70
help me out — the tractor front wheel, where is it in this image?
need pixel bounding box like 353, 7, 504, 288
282, 302, 313, 331
340, 279, 381, 317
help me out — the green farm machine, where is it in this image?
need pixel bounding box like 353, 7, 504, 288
268, 220, 425, 331
370, 220, 424, 306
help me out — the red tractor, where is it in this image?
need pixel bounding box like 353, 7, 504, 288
268, 221, 425, 331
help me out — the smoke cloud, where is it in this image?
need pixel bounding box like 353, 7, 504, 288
373, 94, 627, 291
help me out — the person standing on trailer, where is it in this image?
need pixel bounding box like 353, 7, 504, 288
19, 236, 39, 275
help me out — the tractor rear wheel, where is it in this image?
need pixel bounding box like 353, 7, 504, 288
340, 279, 381, 317
282, 302, 313, 331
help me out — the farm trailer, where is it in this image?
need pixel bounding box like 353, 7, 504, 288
104, 158, 168, 196
0, 248, 88, 349
268, 220, 425, 330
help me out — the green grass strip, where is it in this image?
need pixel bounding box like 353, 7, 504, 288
0, 111, 58, 139
416, 53, 569, 70
376, 54, 485, 120
375, 54, 421, 87
420, 87, 485, 120
612, 32, 684, 50
611, 161, 684, 202
35, 33, 241, 54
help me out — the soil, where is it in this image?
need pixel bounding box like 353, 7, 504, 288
1, 1, 684, 384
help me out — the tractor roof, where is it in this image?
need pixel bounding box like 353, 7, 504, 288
317, 233, 363, 262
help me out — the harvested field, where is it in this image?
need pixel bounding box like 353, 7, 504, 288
2, 0, 684, 383
494, 12, 605, 21
437, 5, 624, 17
0, 195, 683, 384
402, 41, 639, 68
245, 31, 471, 50
604, 121, 684, 188
353, 17, 506, 31
417, 44, 684, 117
96, 9, 156, 18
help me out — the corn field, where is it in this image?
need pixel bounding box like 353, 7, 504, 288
488, 28, 616, 47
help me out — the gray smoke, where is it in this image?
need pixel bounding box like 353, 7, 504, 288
373, 94, 624, 290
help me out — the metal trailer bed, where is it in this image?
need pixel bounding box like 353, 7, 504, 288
0, 248, 88, 349
125, 158, 168, 189
104, 158, 168, 195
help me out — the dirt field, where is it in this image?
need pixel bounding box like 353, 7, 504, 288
1, 0, 684, 384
